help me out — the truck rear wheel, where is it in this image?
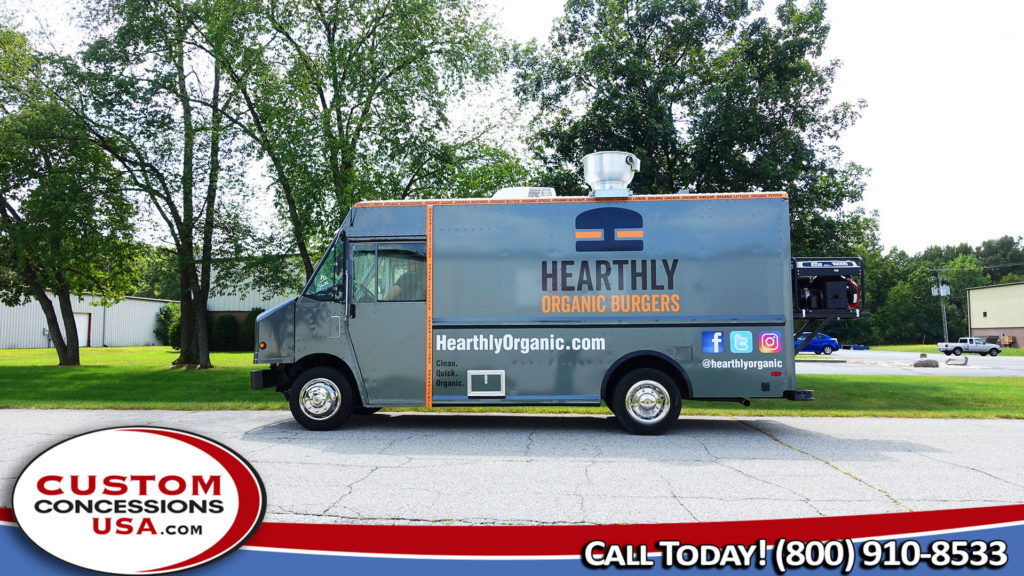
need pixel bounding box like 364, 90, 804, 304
289, 367, 354, 430
612, 368, 681, 435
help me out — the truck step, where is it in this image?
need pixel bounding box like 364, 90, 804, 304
783, 389, 815, 401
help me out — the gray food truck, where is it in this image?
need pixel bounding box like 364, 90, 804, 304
251, 152, 818, 434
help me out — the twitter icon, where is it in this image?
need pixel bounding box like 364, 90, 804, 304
730, 331, 753, 353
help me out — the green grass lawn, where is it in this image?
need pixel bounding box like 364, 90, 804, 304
869, 344, 1024, 357
1, 346, 1023, 418
0, 347, 279, 410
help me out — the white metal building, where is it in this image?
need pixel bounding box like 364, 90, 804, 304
0, 293, 176, 349
207, 289, 291, 317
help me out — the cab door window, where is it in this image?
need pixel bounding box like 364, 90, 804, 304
350, 242, 426, 303
303, 239, 344, 302
378, 244, 426, 302
352, 244, 378, 303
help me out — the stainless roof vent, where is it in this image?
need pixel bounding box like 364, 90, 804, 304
583, 151, 640, 198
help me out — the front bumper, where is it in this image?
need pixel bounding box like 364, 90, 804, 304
251, 366, 289, 391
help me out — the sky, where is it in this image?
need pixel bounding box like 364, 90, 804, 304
10, 0, 1023, 256
484, 0, 1024, 255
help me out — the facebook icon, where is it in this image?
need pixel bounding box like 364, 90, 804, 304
702, 331, 725, 354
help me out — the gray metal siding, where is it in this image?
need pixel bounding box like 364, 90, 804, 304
335, 195, 796, 403
0, 294, 174, 349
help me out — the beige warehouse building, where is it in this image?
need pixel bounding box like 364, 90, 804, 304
968, 282, 1024, 348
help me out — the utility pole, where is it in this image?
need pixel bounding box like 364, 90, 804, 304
929, 268, 950, 343
937, 269, 948, 343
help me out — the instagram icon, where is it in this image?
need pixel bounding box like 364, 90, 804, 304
758, 331, 782, 353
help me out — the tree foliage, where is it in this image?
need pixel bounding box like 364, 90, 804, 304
515, 0, 873, 255
0, 24, 137, 365
829, 236, 1024, 345
196, 0, 510, 275
71, 0, 250, 367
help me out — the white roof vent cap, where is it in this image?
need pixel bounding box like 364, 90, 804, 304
583, 151, 639, 198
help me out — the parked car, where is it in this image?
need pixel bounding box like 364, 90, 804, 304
937, 337, 1001, 356
795, 332, 840, 355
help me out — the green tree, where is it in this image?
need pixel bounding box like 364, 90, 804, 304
72, 0, 243, 368
134, 244, 181, 300
515, 0, 873, 255
194, 0, 507, 276
0, 98, 137, 365
940, 253, 990, 339
975, 235, 1024, 284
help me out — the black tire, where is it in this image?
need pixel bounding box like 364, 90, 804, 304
943, 351, 951, 356
814, 350, 822, 355
289, 366, 354, 430
611, 368, 682, 435
822, 345, 834, 355
953, 347, 962, 356
990, 349, 1000, 357
353, 407, 381, 415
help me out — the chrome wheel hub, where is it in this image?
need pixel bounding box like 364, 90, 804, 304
299, 378, 341, 420
625, 380, 669, 424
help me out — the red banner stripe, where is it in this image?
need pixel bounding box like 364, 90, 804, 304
4, 504, 1023, 557
247, 504, 1024, 557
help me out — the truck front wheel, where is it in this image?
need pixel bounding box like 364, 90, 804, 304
612, 368, 681, 435
289, 367, 354, 431
953, 348, 962, 356
990, 349, 1000, 357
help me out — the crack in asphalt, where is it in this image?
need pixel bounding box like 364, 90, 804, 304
914, 452, 1024, 490
699, 439, 816, 507
378, 432, 422, 455
524, 429, 537, 456
733, 418, 913, 512
323, 467, 381, 514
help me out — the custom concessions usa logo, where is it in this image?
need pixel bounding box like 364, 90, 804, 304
12, 427, 266, 574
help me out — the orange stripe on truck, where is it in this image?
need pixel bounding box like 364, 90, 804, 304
615, 230, 644, 239
425, 205, 433, 408
574, 230, 603, 239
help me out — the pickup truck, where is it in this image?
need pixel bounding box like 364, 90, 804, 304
937, 337, 1001, 356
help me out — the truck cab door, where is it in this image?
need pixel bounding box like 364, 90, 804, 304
295, 235, 349, 360
347, 242, 427, 406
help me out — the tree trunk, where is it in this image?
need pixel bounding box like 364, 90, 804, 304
174, 256, 197, 365
27, 281, 73, 366
54, 288, 81, 366
194, 64, 222, 370
172, 25, 200, 367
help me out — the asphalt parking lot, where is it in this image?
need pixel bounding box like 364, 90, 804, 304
3, 409, 1023, 525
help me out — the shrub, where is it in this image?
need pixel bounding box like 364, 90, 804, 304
210, 315, 240, 352
239, 308, 264, 352
153, 303, 180, 346
168, 317, 181, 350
